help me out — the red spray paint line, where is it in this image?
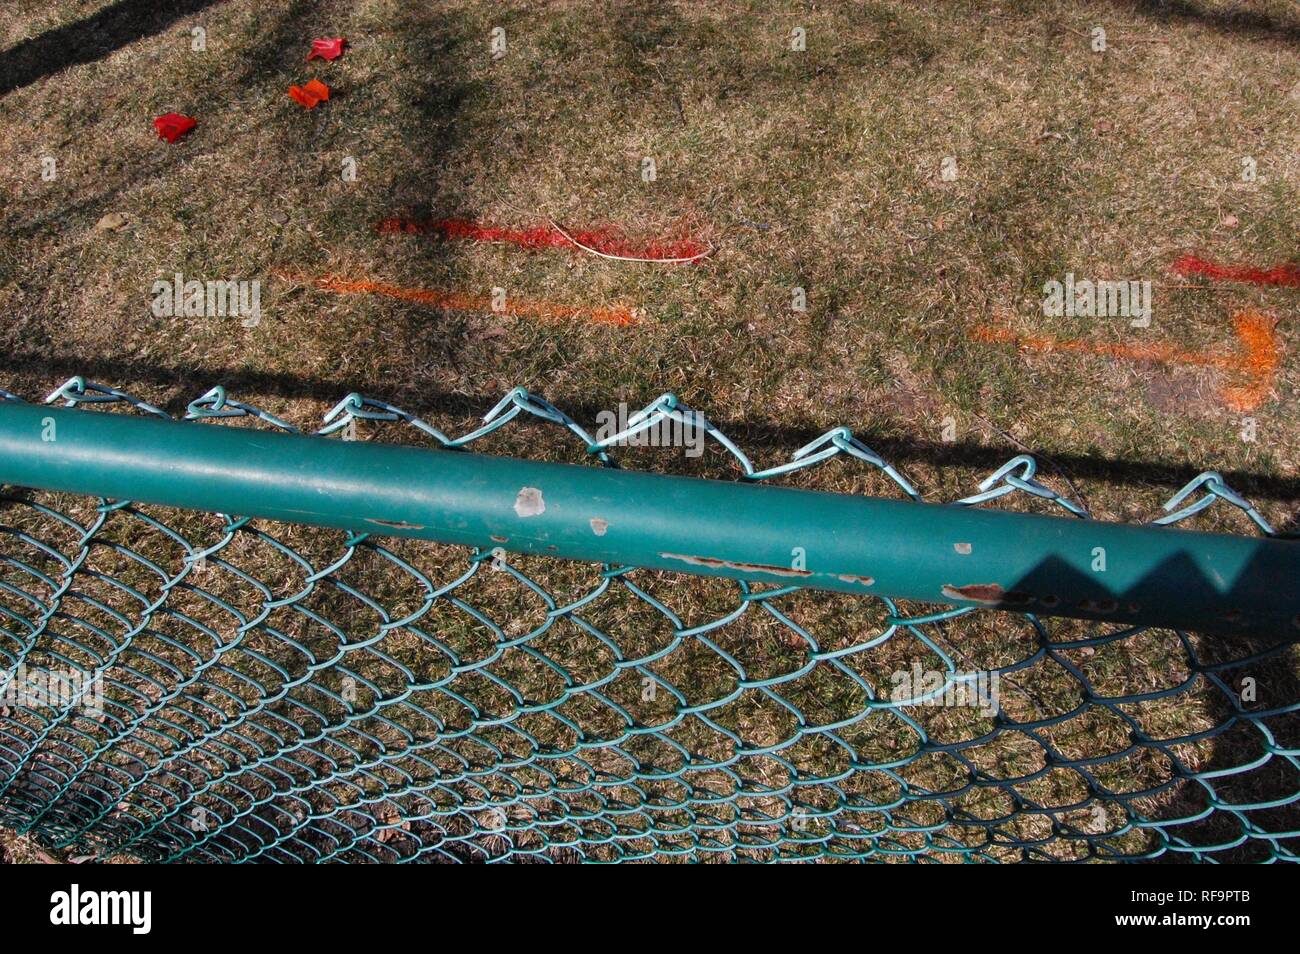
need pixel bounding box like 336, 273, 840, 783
279, 272, 638, 326
1172, 255, 1300, 289
375, 217, 711, 262
972, 312, 1281, 412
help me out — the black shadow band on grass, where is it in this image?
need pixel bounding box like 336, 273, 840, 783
6, 351, 1299, 505
0, 0, 228, 97
1113, 0, 1300, 47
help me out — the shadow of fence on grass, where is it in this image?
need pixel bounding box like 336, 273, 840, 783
1112, 0, 1300, 47
0, 0, 230, 97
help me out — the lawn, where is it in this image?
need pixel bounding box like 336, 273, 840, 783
1, 0, 1298, 862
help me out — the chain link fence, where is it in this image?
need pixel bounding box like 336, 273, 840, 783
0, 378, 1296, 863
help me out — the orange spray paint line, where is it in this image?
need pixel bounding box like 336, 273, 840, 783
972, 312, 1281, 412
279, 272, 638, 326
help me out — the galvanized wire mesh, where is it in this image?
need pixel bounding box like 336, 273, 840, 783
0, 379, 1296, 863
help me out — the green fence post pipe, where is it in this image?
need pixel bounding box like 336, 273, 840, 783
0, 401, 1296, 635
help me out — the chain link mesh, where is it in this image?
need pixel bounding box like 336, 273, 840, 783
0, 379, 1295, 863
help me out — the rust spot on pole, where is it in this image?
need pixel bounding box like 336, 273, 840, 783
660, 553, 812, 578
837, 574, 875, 586
941, 583, 1031, 606
1078, 598, 1118, 614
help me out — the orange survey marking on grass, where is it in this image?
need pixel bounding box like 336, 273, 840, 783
972, 312, 1281, 412
280, 272, 638, 326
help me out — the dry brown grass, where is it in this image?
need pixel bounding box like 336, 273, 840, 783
1, 0, 1299, 863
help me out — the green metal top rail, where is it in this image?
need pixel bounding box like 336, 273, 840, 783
0, 399, 1295, 636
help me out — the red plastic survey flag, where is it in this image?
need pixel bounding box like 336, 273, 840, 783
306, 38, 346, 61
153, 113, 196, 143
288, 79, 331, 109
